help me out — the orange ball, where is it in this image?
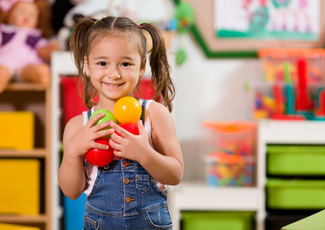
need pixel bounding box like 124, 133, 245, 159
114, 97, 141, 123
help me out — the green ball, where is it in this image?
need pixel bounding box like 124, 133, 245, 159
90, 109, 117, 132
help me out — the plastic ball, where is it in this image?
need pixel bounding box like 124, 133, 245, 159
116, 122, 139, 137
114, 97, 141, 123
90, 109, 116, 137
85, 138, 114, 167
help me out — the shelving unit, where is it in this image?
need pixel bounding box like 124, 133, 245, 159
0, 82, 52, 230
257, 119, 325, 230
169, 120, 325, 230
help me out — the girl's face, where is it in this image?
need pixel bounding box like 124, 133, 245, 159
84, 35, 146, 102
8, 2, 39, 29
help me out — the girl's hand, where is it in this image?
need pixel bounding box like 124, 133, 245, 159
65, 113, 115, 158
109, 120, 150, 162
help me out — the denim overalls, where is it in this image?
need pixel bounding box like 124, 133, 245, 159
83, 100, 173, 230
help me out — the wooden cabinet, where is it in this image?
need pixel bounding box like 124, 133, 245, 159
0, 82, 52, 230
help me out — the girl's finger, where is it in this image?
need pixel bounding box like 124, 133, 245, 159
93, 129, 115, 139
110, 121, 130, 138
91, 142, 110, 150
92, 121, 113, 132
137, 120, 145, 135
85, 112, 105, 127
113, 149, 122, 157
109, 136, 121, 150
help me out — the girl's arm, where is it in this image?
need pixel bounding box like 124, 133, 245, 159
58, 113, 115, 200
141, 101, 184, 185
109, 101, 184, 185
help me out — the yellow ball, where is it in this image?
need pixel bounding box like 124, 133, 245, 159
114, 97, 142, 123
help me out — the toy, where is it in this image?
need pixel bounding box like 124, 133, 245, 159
117, 122, 139, 138
114, 96, 141, 124
90, 109, 116, 129
85, 137, 114, 167
0, 0, 57, 93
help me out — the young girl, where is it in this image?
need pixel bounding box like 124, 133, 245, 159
58, 16, 183, 230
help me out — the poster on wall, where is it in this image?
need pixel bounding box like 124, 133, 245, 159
214, 0, 319, 41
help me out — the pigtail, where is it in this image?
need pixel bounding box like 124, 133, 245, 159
140, 23, 175, 112
70, 17, 98, 109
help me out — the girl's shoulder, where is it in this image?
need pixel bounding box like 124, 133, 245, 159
147, 100, 172, 124
64, 114, 84, 133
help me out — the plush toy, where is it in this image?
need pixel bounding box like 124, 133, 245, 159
0, 0, 57, 93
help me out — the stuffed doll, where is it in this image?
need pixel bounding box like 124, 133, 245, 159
0, 0, 57, 93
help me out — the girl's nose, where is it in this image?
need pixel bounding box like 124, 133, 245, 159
107, 68, 121, 79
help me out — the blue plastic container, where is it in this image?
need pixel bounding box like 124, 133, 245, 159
63, 193, 87, 230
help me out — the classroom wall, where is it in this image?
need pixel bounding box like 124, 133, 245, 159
172, 34, 262, 181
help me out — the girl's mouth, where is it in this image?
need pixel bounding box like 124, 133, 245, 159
103, 82, 124, 87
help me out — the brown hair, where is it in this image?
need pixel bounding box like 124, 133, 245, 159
69, 16, 176, 112
0, 0, 53, 38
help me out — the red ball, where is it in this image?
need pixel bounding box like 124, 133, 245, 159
85, 137, 114, 167
116, 122, 139, 137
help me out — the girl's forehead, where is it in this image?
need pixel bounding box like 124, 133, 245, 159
89, 33, 141, 56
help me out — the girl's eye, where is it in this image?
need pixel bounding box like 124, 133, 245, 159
98, 62, 107, 66
121, 62, 131, 67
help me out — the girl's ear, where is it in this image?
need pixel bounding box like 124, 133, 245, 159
140, 57, 146, 78
84, 56, 90, 76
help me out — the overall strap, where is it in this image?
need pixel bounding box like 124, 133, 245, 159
87, 109, 92, 120
140, 100, 148, 127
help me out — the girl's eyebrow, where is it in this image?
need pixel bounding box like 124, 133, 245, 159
93, 56, 107, 60
121, 56, 135, 61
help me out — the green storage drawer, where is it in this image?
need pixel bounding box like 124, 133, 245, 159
267, 179, 325, 209
267, 145, 325, 175
181, 211, 255, 230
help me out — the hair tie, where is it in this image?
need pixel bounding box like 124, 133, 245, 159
138, 25, 142, 29
94, 20, 98, 24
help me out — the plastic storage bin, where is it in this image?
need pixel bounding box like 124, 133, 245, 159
266, 179, 325, 209
202, 121, 256, 186
0, 112, 34, 149
258, 49, 325, 85
63, 193, 87, 230
181, 211, 255, 230
0, 159, 40, 214
267, 145, 325, 175
204, 154, 254, 186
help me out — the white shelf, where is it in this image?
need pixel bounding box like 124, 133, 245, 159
51, 51, 78, 230
258, 119, 325, 144
168, 182, 260, 230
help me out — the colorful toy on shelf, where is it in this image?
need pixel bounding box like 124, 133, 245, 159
85, 137, 114, 167
314, 88, 325, 121
295, 58, 314, 119
258, 49, 325, 85
284, 62, 295, 115
255, 48, 325, 121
